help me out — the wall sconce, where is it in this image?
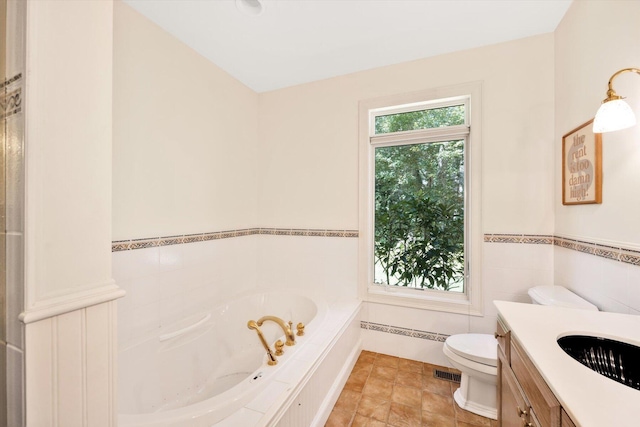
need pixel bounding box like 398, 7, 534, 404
593, 68, 640, 133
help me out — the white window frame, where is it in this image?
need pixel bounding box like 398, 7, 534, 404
358, 82, 483, 316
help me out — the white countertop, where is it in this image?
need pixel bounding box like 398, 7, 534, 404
494, 301, 640, 427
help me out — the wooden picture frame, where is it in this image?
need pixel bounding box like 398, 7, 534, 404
562, 119, 602, 205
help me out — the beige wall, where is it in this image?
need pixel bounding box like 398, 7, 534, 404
552, 0, 640, 314
554, 0, 640, 246
112, 1, 259, 241
258, 34, 556, 233
114, 2, 555, 236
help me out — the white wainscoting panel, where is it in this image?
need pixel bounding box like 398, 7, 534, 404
25, 300, 117, 427
86, 302, 115, 425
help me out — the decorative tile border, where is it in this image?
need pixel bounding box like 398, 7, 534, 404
620, 250, 640, 266
483, 234, 554, 244
552, 235, 640, 266
1, 73, 23, 121
486, 233, 640, 267
114, 229, 640, 266
360, 321, 449, 342
112, 228, 359, 252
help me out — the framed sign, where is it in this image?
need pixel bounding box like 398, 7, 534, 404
562, 119, 602, 205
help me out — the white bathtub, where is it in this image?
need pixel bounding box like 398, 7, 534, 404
118, 290, 359, 427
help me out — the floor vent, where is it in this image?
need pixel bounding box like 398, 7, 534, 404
434, 369, 461, 383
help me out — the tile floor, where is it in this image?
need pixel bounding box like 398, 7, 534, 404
325, 350, 497, 427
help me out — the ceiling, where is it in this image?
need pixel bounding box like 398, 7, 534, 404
124, 0, 572, 93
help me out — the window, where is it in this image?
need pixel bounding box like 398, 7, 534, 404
359, 83, 483, 315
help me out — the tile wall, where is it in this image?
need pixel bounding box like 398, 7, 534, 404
114, 235, 259, 350
482, 237, 555, 324
114, 230, 640, 366
555, 243, 640, 315
113, 231, 359, 349
255, 234, 358, 303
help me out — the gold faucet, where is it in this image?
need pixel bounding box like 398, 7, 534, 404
257, 315, 296, 346
247, 320, 278, 365
274, 339, 284, 356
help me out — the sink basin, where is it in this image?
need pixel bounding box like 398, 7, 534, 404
557, 335, 640, 391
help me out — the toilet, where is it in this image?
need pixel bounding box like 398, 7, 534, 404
527, 285, 598, 311
443, 333, 498, 418
442, 286, 598, 419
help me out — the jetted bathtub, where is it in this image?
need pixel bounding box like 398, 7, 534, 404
118, 290, 331, 427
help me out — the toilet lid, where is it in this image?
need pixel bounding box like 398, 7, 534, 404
444, 334, 497, 367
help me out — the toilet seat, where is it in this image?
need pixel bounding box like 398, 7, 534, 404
444, 334, 497, 367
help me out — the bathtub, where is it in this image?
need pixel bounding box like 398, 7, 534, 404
118, 290, 361, 427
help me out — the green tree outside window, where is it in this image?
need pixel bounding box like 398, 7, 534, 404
374, 105, 465, 291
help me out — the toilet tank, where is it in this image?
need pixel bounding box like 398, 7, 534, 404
527, 286, 598, 311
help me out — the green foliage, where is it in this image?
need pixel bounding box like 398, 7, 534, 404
375, 104, 465, 134
374, 106, 465, 291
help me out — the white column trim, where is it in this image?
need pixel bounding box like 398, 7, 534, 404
19, 280, 125, 324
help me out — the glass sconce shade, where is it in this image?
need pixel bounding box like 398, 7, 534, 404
593, 99, 637, 133
593, 68, 640, 133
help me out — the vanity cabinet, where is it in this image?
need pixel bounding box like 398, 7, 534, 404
561, 410, 576, 427
496, 319, 576, 427
498, 350, 530, 427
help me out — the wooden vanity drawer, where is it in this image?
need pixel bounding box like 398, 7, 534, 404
496, 318, 510, 362
511, 339, 561, 427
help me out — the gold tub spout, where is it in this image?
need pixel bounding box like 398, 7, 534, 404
247, 320, 277, 365
257, 316, 296, 346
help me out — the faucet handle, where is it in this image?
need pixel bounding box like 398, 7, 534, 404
275, 339, 284, 356
296, 322, 305, 336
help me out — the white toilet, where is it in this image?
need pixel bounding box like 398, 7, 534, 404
527, 285, 598, 311
443, 333, 498, 418
442, 286, 598, 419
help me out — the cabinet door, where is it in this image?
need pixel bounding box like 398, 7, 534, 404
496, 319, 511, 363
498, 350, 528, 427
511, 340, 561, 427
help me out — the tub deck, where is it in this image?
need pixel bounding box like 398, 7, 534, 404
210, 298, 362, 427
